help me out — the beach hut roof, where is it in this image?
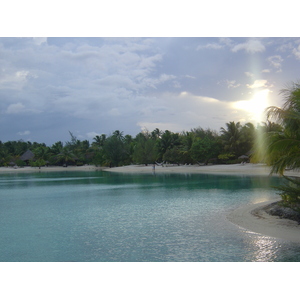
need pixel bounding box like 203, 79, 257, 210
20, 150, 35, 161
238, 155, 249, 159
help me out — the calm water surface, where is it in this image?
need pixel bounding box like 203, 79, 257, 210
1, 170, 300, 262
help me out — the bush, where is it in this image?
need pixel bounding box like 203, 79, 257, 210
15, 159, 26, 167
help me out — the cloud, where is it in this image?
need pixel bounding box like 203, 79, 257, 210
0, 70, 30, 90
226, 80, 240, 89
197, 43, 224, 50
135, 91, 265, 134
196, 38, 234, 51
32, 37, 47, 45
246, 79, 272, 89
267, 55, 283, 72
219, 37, 234, 46
231, 39, 265, 54
185, 75, 196, 79
18, 130, 31, 136
6, 102, 25, 114
245, 72, 254, 77
292, 45, 300, 60
0, 37, 296, 144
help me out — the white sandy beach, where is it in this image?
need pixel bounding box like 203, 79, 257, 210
0, 165, 104, 173
103, 163, 300, 177
227, 200, 300, 243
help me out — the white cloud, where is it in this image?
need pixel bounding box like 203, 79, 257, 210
32, 37, 47, 45
292, 45, 300, 60
231, 39, 265, 54
245, 72, 254, 77
267, 55, 283, 72
185, 75, 196, 79
6, 102, 25, 114
18, 130, 31, 136
0, 37, 296, 144
0, 70, 30, 90
277, 43, 293, 52
142, 73, 176, 89
219, 37, 234, 46
197, 43, 224, 50
136, 91, 267, 134
262, 69, 270, 73
226, 80, 240, 89
246, 79, 271, 89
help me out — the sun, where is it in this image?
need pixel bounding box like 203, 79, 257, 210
233, 89, 270, 123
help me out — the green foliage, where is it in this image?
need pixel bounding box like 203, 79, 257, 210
0, 148, 12, 166
132, 132, 157, 164
55, 148, 76, 166
217, 153, 235, 160
274, 176, 300, 208
0, 122, 258, 169
190, 136, 219, 164
30, 158, 46, 169
163, 147, 182, 164
103, 131, 128, 167
263, 81, 300, 175
220, 121, 256, 159
15, 159, 26, 167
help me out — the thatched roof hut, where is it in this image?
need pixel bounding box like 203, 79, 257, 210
20, 150, 35, 161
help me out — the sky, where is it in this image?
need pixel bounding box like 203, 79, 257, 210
1, 36, 300, 145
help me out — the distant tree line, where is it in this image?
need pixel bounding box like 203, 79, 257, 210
0, 121, 282, 169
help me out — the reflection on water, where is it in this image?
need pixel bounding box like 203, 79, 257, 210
244, 232, 280, 261
0, 171, 299, 262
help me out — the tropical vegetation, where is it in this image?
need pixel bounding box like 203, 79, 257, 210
0, 122, 267, 169
254, 81, 300, 210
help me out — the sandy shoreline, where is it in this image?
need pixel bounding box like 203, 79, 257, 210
103, 163, 300, 177
0, 165, 104, 173
2, 163, 300, 177
227, 200, 300, 243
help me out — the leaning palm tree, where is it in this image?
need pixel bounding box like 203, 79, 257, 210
264, 81, 300, 208
265, 81, 300, 175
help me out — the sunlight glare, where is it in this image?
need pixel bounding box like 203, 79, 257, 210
233, 89, 270, 123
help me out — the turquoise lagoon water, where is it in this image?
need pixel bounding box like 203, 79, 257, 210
1, 170, 300, 262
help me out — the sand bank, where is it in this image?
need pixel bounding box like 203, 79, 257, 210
103, 163, 300, 177
227, 199, 300, 243
0, 165, 104, 174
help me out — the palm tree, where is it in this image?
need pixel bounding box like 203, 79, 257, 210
0, 148, 12, 167
32, 146, 51, 169
93, 134, 106, 147
264, 81, 300, 208
220, 121, 242, 157
265, 81, 300, 175
56, 148, 76, 167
